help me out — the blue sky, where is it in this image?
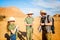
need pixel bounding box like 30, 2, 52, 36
0, 0, 60, 17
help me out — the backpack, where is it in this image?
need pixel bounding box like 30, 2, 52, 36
47, 15, 55, 34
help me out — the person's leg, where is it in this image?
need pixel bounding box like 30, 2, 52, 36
46, 26, 52, 40
46, 32, 51, 40
29, 27, 33, 40
42, 30, 47, 40
42, 26, 47, 40
26, 27, 30, 40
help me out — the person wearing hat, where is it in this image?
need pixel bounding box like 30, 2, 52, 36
39, 10, 53, 40
24, 12, 34, 40
7, 17, 19, 40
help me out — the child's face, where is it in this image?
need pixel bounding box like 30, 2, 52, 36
10, 22, 15, 24
28, 15, 32, 17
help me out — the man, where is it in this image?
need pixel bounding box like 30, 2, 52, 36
39, 10, 52, 40
25, 12, 34, 40
8, 17, 19, 40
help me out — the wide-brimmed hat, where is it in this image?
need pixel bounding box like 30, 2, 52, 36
8, 17, 16, 22
27, 11, 33, 15
27, 13, 33, 15
40, 10, 46, 13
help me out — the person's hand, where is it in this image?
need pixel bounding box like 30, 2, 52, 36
38, 26, 42, 32
16, 25, 19, 29
26, 24, 29, 26
26, 24, 32, 26
41, 23, 44, 26
29, 24, 32, 25
45, 23, 48, 25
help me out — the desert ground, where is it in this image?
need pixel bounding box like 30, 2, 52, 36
0, 7, 60, 40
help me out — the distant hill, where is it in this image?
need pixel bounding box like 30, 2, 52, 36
0, 7, 26, 17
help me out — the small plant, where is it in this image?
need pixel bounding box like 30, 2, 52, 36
0, 15, 6, 21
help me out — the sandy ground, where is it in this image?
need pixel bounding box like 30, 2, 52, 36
0, 7, 60, 40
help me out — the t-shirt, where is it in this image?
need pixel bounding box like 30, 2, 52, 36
25, 17, 34, 29
25, 17, 34, 24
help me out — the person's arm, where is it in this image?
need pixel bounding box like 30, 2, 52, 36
45, 22, 52, 26
25, 21, 30, 26
10, 30, 15, 34
31, 18, 34, 26
40, 23, 45, 26
16, 25, 20, 32
38, 17, 42, 32
24, 18, 28, 26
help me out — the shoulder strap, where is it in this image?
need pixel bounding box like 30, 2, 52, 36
52, 18, 54, 25
47, 15, 50, 23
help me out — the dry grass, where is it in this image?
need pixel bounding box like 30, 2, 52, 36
0, 7, 60, 40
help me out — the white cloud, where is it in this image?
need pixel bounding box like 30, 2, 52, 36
31, 0, 60, 8
30, 0, 60, 16
21, 7, 40, 17
22, 8, 39, 13
21, 0, 60, 17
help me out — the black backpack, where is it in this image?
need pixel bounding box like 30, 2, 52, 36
47, 15, 55, 34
